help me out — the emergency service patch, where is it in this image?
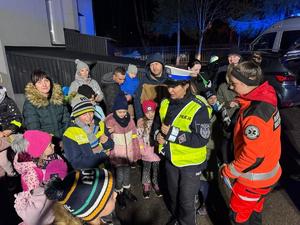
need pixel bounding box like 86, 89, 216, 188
200, 123, 210, 139
244, 125, 260, 140
178, 134, 186, 144
273, 110, 281, 130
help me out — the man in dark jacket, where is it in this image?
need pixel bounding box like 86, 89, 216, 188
134, 53, 169, 128
101, 66, 126, 114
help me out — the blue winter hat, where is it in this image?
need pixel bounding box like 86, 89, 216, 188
113, 93, 128, 111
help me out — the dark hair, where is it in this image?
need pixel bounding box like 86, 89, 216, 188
31, 69, 54, 97
234, 61, 264, 85
187, 59, 201, 69
113, 66, 126, 75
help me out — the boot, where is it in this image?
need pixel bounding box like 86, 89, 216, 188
116, 192, 126, 209
123, 188, 137, 202
153, 184, 163, 197
143, 183, 151, 199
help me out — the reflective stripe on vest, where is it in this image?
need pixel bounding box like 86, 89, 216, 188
159, 97, 207, 167
229, 162, 280, 181
64, 121, 105, 146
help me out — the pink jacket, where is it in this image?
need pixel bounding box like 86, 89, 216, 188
105, 113, 141, 166
137, 120, 160, 162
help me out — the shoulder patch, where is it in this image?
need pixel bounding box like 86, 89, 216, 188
243, 101, 276, 122
244, 125, 260, 140
200, 123, 210, 139
273, 110, 281, 130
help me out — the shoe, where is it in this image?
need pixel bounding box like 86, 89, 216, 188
153, 184, 163, 197
197, 205, 208, 216
123, 188, 138, 202
116, 192, 126, 209
143, 183, 151, 199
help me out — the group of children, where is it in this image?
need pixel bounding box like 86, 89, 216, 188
0, 58, 164, 225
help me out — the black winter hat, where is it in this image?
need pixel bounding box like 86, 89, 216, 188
77, 84, 96, 99
113, 93, 128, 111
228, 45, 241, 56
203, 88, 216, 99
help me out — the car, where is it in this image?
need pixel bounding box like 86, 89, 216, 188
215, 51, 300, 108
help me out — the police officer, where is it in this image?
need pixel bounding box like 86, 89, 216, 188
153, 66, 212, 225
220, 61, 282, 225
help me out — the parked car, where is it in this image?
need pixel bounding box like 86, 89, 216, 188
250, 17, 300, 53
214, 51, 300, 108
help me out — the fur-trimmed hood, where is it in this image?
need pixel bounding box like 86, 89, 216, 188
25, 82, 64, 108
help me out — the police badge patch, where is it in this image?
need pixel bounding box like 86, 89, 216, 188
200, 123, 210, 139
244, 125, 260, 140
178, 134, 186, 144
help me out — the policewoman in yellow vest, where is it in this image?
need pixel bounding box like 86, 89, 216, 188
63, 94, 114, 169
154, 66, 212, 225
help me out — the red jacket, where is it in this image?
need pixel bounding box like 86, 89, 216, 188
222, 82, 282, 188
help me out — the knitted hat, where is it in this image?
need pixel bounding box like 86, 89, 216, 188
11, 130, 52, 158
71, 94, 94, 117
113, 93, 128, 111
77, 84, 96, 99
127, 64, 138, 74
203, 88, 216, 99
45, 168, 114, 222
75, 59, 89, 74
142, 100, 157, 114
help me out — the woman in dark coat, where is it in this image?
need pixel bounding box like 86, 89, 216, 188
23, 70, 70, 141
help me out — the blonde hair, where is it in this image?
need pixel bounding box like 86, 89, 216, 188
53, 203, 82, 225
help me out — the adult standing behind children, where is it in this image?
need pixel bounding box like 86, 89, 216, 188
68, 59, 104, 103
220, 61, 282, 225
101, 66, 126, 114
134, 53, 169, 128
23, 70, 70, 141
63, 94, 114, 169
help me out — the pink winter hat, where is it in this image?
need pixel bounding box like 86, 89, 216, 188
45, 159, 68, 181
23, 130, 52, 158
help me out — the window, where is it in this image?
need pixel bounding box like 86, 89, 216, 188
280, 30, 300, 51
252, 32, 277, 51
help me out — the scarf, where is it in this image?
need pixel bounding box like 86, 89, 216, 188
113, 112, 130, 128
75, 118, 100, 148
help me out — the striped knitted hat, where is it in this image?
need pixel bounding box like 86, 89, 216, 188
46, 168, 114, 222
71, 94, 94, 117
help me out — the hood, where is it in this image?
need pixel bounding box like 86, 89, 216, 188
146, 53, 165, 67
239, 81, 277, 106
25, 83, 64, 108
13, 153, 37, 175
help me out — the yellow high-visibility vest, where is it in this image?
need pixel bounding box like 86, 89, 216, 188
159, 95, 211, 167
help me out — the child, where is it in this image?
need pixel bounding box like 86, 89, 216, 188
68, 59, 104, 103
45, 168, 117, 225
120, 64, 139, 118
11, 130, 68, 225
105, 93, 141, 209
0, 86, 22, 179
137, 100, 162, 199
77, 84, 106, 121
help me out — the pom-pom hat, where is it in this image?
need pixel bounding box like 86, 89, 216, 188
45, 168, 114, 222
71, 94, 94, 117
142, 100, 157, 114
